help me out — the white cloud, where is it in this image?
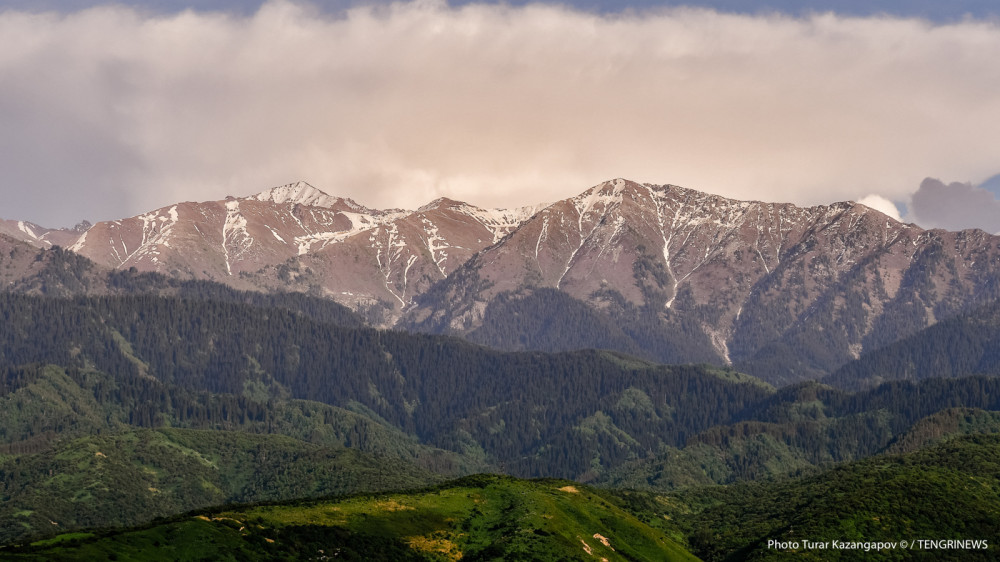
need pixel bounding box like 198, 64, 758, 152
1, 1, 999, 226
857, 194, 902, 221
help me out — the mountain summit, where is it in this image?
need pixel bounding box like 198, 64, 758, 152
248, 181, 368, 211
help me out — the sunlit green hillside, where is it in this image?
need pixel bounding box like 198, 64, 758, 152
3, 475, 699, 561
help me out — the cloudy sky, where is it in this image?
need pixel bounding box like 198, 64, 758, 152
2, 0, 999, 231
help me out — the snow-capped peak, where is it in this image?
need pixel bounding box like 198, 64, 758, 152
249, 181, 357, 210
571, 179, 635, 220
417, 197, 467, 212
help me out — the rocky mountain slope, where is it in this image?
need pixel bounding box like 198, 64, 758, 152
404, 179, 1000, 383
5, 177, 1000, 384
55, 182, 538, 323
0, 219, 87, 250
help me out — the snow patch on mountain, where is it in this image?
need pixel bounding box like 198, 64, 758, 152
468, 203, 547, 243
419, 197, 545, 243
421, 217, 449, 276
557, 179, 630, 287
68, 230, 87, 252
292, 210, 396, 255
571, 179, 627, 232
222, 200, 251, 275
16, 221, 39, 240
370, 222, 412, 305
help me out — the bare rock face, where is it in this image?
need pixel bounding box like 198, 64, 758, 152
13, 176, 1000, 384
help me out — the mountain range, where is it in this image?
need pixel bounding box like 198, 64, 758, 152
405, 179, 1000, 384
4, 178, 999, 385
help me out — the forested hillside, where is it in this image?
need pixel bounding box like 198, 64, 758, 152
4, 290, 1000, 490
0, 293, 777, 481
0, 362, 478, 466
642, 434, 1000, 561
0, 428, 442, 544
825, 299, 1000, 390
600, 378, 1000, 491
5, 285, 1000, 553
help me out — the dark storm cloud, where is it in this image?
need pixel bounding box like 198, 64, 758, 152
908, 178, 1000, 234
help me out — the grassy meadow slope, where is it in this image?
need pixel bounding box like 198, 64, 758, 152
2, 475, 699, 561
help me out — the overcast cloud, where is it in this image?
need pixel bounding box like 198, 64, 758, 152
1, 0, 999, 227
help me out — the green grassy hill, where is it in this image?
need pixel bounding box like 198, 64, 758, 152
10, 435, 1000, 561
2, 475, 699, 561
